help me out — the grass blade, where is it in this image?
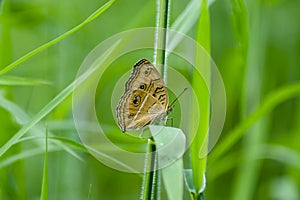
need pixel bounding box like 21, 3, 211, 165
0, 148, 48, 169
154, 0, 171, 81
231, 0, 263, 199
0, 0, 12, 68
0, 76, 51, 86
140, 137, 157, 200
209, 82, 300, 164
141, 0, 172, 199
0, 94, 83, 162
190, 0, 210, 197
0, 0, 115, 75
0, 41, 119, 157
40, 129, 48, 200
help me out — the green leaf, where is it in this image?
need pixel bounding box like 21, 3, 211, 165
150, 126, 186, 200
184, 169, 206, 200
184, 169, 195, 193
140, 126, 186, 200
150, 126, 186, 168
162, 159, 184, 200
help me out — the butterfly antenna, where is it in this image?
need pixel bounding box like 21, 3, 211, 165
169, 87, 188, 107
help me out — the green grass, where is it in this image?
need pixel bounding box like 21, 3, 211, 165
1, 0, 300, 199
40, 128, 48, 200
189, 0, 211, 199
0, 0, 116, 75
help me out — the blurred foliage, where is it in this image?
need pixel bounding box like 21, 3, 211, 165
0, 0, 299, 199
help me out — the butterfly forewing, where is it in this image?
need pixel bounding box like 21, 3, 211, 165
116, 59, 168, 132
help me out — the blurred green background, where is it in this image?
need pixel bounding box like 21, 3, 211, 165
0, 0, 300, 199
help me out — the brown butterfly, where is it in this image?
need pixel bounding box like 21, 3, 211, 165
116, 59, 171, 133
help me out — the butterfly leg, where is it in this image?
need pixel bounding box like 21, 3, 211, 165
139, 127, 153, 139
138, 128, 146, 139
166, 117, 173, 127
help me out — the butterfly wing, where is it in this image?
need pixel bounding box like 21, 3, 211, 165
116, 59, 169, 132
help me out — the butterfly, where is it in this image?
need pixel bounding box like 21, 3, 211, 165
116, 59, 171, 133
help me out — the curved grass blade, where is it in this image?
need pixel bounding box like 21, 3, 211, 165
0, 136, 84, 169
0, 76, 51, 86
0, 0, 115, 75
0, 40, 119, 158
208, 143, 300, 182
0, 148, 52, 169
0, 84, 83, 162
209, 82, 300, 164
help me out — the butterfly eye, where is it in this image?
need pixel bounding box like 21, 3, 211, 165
139, 84, 146, 90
